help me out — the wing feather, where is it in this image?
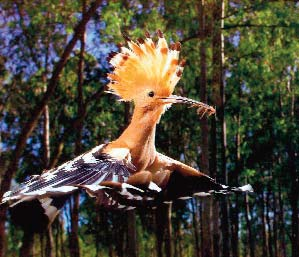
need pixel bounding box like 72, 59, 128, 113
2, 144, 133, 204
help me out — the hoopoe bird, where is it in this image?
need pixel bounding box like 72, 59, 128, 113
2, 30, 253, 232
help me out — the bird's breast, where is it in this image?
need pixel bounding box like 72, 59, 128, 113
130, 141, 156, 172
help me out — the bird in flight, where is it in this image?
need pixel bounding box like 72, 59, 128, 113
2, 30, 252, 232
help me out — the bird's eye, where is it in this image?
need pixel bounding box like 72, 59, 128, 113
148, 91, 155, 97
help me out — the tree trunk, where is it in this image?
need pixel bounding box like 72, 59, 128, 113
192, 199, 201, 257
60, 218, 67, 257
155, 203, 173, 257
266, 188, 273, 257
43, 105, 51, 168
69, 192, 80, 257
156, 206, 163, 257
46, 227, 54, 257
211, 1, 228, 256
244, 192, 255, 257
127, 210, 138, 257
43, 52, 54, 256
19, 230, 34, 257
278, 184, 286, 257
261, 193, 268, 257
164, 203, 172, 257
231, 108, 241, 257
198, 1, 212, 257
213, 1, 230, 256
210, 116, 220, 257
0, 2, 102, 256
44, 102, 54, 257
288, 142, 298, 257
177, 219, 183, 257
230, 198, 239, 257
287, 70, 298, 257
272, 191, 278, 257
69, 2, 88, 256
40, 234, 45, 257
55, 221, 59, 257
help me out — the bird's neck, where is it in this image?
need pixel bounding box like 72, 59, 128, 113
115, 105, 164, 170
119, 106, 164, 147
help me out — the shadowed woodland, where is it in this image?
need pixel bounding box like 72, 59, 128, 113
0, 1, 299, 257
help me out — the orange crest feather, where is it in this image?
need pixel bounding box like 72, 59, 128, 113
107, 30, 185, 101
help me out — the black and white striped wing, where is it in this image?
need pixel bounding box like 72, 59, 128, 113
2, 144, 132, 205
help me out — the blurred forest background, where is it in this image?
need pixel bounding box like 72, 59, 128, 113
0, 0, 298, 257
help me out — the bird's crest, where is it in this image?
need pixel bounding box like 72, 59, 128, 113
107, 30, 185, 101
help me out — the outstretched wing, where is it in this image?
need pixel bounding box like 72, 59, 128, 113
80, 167, 253, 211
83, 152, 253, 209
2, 144, 133, 206
2, 144, 135, 232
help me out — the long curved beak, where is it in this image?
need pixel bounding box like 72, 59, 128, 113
160, 95, 216, 117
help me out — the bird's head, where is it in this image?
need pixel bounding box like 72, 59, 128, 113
107, 30, 215, 116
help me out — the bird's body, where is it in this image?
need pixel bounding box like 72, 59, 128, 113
1, 30, 252, 232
